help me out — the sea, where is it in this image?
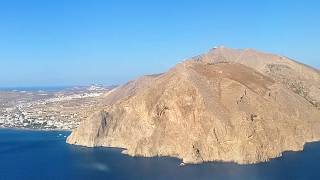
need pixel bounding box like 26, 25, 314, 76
0, 129, 320, 180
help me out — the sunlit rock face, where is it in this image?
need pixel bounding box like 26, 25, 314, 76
67, 47, 320, 164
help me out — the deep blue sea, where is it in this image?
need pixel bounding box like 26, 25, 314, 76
0, 129, 320, 180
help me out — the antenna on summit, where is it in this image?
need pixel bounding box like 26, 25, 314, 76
213, 45, 225, 49
212, 45, 224, 51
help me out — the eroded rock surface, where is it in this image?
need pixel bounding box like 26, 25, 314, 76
67, 47, 320, 164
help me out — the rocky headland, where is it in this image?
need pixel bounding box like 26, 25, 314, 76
67, 47, 320, 164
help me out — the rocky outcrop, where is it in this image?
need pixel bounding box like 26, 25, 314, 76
67, 47, 320, 164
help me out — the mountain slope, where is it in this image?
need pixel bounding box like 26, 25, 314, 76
196, 47, 320, 108
67, 47, 320, 164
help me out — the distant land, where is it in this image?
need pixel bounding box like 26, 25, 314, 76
67, 47, 320, 164
0, 85, 116, 130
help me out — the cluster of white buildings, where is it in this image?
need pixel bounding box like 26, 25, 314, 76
0, 91, 105, 130
0, 106, 81, 130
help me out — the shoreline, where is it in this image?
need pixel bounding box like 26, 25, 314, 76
67, 138, 320, 166
2, 127, 320, 167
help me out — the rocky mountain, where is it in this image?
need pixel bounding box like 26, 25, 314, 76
67, 47, 320, 164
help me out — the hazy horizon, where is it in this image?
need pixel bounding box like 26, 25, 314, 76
1, 0, 319, 87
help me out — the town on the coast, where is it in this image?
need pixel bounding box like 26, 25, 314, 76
0, 85, 112, 130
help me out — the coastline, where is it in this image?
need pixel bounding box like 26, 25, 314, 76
66, 138, 320, 165
3, 127, 320, 167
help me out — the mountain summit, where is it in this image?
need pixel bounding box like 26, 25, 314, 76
67, 47, 320, 164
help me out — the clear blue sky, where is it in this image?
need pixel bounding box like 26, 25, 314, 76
0, 0, 319, 87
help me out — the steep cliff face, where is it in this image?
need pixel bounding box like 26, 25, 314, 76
67, 47, 320, 164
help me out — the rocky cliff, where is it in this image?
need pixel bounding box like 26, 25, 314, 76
67, 47, 320, 164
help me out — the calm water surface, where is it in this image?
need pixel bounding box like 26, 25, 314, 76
0, 129, 320, 180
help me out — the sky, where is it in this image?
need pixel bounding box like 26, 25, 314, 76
0, 0, 319, 87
